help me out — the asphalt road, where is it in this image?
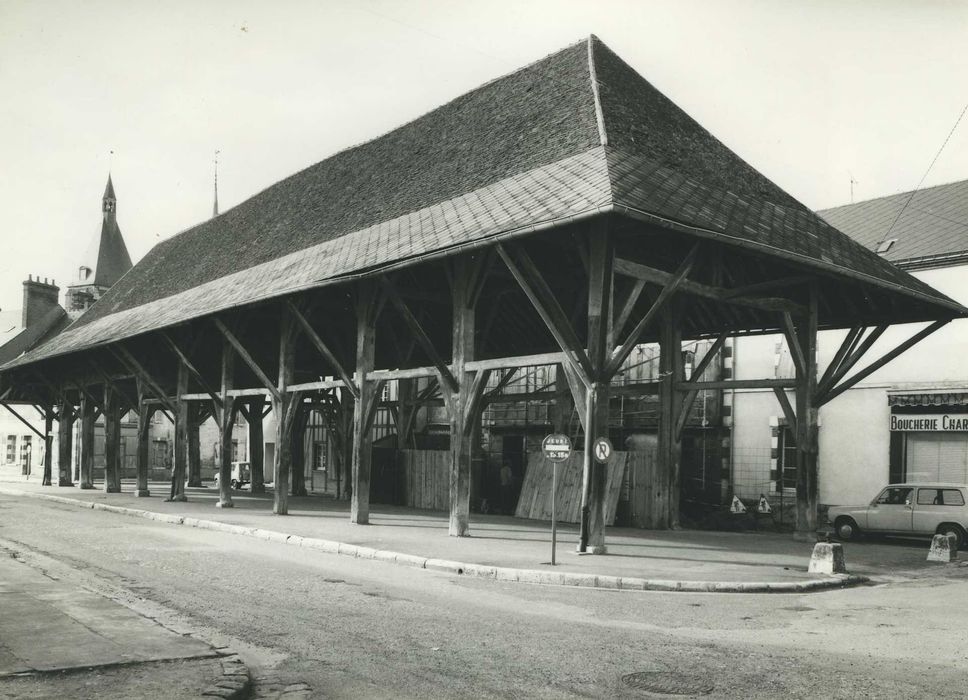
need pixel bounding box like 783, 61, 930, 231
2, 494, 966, 698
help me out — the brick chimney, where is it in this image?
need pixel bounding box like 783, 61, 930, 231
22, 275, 60, 328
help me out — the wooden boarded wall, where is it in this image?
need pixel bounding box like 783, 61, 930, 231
401, 449, 450, 511
626, 448, 668, 528
514, 451, 627, 525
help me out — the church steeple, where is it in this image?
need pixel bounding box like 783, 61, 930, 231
66, 173, 133, 319
103, 174, 117, 218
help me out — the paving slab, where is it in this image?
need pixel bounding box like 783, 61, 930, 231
0, 551, 215, 676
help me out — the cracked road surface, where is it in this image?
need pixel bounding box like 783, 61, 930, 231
2, 494, 967, 698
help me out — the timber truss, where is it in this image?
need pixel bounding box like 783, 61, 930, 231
0, 213, 958, 547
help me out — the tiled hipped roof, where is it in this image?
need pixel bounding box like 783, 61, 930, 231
5, 36, 963, 369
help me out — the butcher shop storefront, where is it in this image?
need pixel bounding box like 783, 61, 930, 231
889, 391, 968, 485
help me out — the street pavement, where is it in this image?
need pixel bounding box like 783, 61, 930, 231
2, 486, 968, 697
0, 538, 233, 699
0, 479, 951, 587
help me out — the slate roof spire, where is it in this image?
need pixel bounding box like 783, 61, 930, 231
84, 174, 133, 288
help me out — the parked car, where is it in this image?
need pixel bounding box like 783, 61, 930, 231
213, 461, 251, 490
827, 483, 968, 548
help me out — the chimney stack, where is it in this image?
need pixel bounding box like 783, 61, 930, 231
22, 275, 60, 329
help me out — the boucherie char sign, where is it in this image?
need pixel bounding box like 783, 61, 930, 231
890, 414, 968, 431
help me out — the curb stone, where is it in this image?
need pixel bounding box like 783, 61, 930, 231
0, 487, 870, 594
201, 652, 252, 699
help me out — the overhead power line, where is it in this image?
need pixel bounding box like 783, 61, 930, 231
881, 100, 968, 241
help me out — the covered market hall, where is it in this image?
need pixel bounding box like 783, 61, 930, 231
1, 36, 964, 551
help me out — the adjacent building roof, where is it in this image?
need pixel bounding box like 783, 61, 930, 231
4, 36, 964, 370
818, 179, 968, 270
0, 305, 69, 366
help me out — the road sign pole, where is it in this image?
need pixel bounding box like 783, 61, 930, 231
551, 461, 558, 566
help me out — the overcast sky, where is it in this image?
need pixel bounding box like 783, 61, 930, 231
1, 0, 966, 318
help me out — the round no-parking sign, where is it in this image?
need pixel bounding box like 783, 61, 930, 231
593, 437, 613, 464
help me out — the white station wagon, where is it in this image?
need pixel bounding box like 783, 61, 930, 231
827, 483, 968, 548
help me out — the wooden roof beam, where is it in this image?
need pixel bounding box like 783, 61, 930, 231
160, 331, 223, 409
111, 346, 175, 414
818, 320, 950, 406
0, 402, 46, 439
379, 275, 458, 394
606, 243, 698, 379
614, 256, 807, 317
496, 243, 593, 385
287, 301, 360, 400
213, 318, 282, 402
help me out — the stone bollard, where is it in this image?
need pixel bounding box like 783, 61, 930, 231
808, 542, 847, 574
927, 534, 957, 563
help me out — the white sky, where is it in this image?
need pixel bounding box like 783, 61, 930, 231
1, 0, 966, 318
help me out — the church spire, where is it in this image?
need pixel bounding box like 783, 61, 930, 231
103, 173, 116, 219
212, 150, 220, 218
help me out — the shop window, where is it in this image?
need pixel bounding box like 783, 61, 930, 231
5, 435, 15, 464
777, 427, 797, 489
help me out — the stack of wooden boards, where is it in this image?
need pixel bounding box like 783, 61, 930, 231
514, 451, 627, 525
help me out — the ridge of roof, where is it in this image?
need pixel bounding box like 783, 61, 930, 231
587, 35, 608, 147
817, 177, 968, 214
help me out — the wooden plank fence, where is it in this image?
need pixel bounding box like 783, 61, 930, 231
401, 449, 449, 511
514, 450, 628, 525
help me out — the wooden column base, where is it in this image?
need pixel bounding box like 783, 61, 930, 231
79, 483, 95, 490
133, 489, 150, 497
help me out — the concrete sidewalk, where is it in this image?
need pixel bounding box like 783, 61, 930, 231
0, 542, 249, 699
3, 478, 954, 592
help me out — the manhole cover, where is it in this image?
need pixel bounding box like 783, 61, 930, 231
621, 671, 713, 695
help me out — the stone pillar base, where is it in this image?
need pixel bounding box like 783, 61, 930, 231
187, 479, 203, 488
165, 494, 187, 502
79, 482, 95, 490
576, 545, 608, 555
134, 489, 151, 497
58, 480, 74, 487
216, 501, 234, 508
105, 486, 121, 494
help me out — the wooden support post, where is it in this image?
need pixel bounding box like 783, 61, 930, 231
187, 403, 202, 487
249, 395, 266, 494
396, 379, 416, 449
579, 228, 613, 553
216, 338, 236, 508
42, 407, 53, 486
351, 280, 379, 524
657, 305, 684, 530
57, 398, 74, 486
135, 387, 154, 497
103, 385, 121, 493
78, 396, 95, 489
794, 286, 820, 541
168, 362, 189, 502
273, 312, 298, 515
446, 256, 479, 537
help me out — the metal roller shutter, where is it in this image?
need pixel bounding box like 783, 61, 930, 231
906, 433, 968, 483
